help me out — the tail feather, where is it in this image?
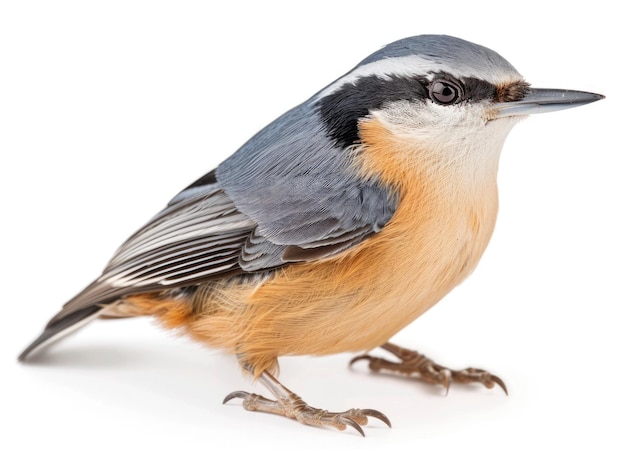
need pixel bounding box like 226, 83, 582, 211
18, 306, 102, 362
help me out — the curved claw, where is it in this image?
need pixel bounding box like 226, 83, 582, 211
349, 354, 373, 368
339, 417, 365, 437
223, 390, 250, 404
360, 409, 392, 428
490, 375, 508, 396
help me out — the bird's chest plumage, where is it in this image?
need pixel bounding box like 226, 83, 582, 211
228, 170, 498, 366
308, 166, 498, 353
334, 117, 501, 344
187, 118, 500, 373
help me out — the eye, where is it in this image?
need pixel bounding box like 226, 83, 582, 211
429, 79, 462, 105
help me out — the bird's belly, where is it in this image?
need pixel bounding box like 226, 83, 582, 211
186, 189, 498, 374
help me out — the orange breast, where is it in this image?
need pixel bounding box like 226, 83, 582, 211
179, 117, 499, 376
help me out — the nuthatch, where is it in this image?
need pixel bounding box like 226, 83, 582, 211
19, 35, 603, 435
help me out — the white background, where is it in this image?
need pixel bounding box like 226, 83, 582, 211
1, 1, 624, 469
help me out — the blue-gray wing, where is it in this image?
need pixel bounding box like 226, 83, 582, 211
215, 102, 398, 266
54, 101, 397, 320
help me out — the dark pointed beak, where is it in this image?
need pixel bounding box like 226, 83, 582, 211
495, 88, 604, 117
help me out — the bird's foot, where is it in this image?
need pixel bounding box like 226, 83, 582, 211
223, 370, 391, 436
351, 342, 507, 395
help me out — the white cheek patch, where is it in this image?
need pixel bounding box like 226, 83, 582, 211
369, 101, 523, 184
372, 101, 488, 140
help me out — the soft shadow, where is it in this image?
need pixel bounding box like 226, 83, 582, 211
19, 341, 243, 421
25, 344, 145, 369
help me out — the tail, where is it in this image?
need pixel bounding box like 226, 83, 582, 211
17, 276, 151, 362
18, 289, 194, 362
18, 306, 102, 362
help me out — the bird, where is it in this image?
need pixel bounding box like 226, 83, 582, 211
19, 34, 603, 435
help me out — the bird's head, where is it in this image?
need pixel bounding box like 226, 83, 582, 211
314, 35, 603, 181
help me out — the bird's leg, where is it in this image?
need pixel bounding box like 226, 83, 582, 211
223, 368, 391, 436
351, 342, 507, 395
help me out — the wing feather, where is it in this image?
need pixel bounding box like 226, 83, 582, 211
53, 100, 398, 324
54, 188, 257, 320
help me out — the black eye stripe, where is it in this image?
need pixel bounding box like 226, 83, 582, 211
317, 73, 521, 148
462, 76, 498, 102
318, 75, 428, 148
